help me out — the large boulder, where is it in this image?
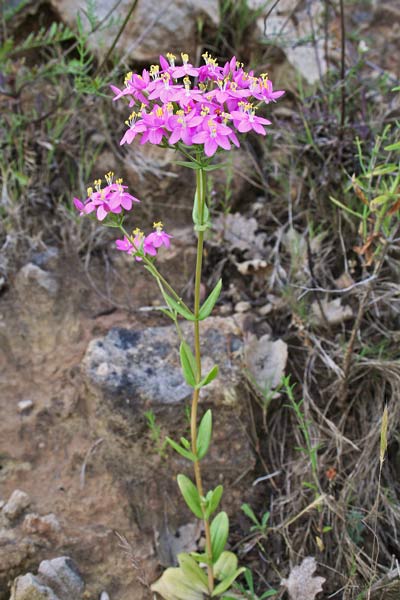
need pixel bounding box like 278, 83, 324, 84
50, 0, 220, 63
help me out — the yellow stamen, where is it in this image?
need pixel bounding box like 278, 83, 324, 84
181, 52, 189, 64
124, 71, 132, 86
87, 187, 93, 197
153, 221, 163, 231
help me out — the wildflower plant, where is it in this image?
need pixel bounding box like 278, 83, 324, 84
74, 51, 283, 599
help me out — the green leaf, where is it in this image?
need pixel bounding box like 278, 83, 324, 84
151, 566, 205, 600
177, 474, 203, 519
329, 196, 364, 219
368, 164, 398, 176
166, 438, 196, 461
178, 553, 209, 592
261, 511, 270, 527
205, 485, 223, 519
180, 342, 198, 387
260, 590, 278, 599
160, 288, 196, 321
214, 551, 238, 581
385, 141, 400, 152
190, 552, 211, 564
197, 409, 212, 459
210, 512, 229, 563
241, 503, 260, 527
196, 365, 219, 389
211, 567, 246, 596
203, 163, 228, 172
199, 279, 222, 320
175, 160, 201, 170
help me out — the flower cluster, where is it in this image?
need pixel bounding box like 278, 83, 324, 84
111, 52, 284, 156
73, 172, 140, 221
116, 222, 172, 261
73, 172, 172, 260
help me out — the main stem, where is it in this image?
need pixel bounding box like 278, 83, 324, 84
191, 167, 214, 593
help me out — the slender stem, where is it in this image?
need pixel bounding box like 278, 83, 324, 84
191, 167, 214, 592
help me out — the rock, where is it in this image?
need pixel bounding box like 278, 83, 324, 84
83, 317, 244, 410
31, 247, 59, 270
38, 557, 84, 598
2, 490, 30, 520
22, 513, 61, 538
250, 0, 330, 84
9, 573, 59, 600
49, 0, 220, 63
234, 301, 252, 313
311, 298, 353, 326
15, 264, 58, 298
100, 593, 110, 600
17, 400, 34, 415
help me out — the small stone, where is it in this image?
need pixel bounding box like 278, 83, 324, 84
38, 556, 84, 598
100, 593, 110, 600
23, 513, 61, 538
2, 490, 30, 520
235, 301, 252, 313
258, 303, 273, 316
9, 573, 59, 600
17, 399, 34, 414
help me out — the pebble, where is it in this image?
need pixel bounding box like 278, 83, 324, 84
2, 490, 30, 520
17, 399, 34, 414
234, 301, 252, 313
23, 513, 61, 538
100, 593, 110, 600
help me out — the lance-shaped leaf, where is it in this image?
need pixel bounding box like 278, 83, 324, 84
214, 551, 238, 581
196, 365, 219, 390
197, 409, 212, 459
205, 485, 223, 519
178, 553, 209, 593
211, 567, 246, 597
180, 341, 198, 387
199, 279, 222, 320
177, 474, 203, 519
210, 511, 229, 563
161, 288, 196, 321
166, 437, 196, 462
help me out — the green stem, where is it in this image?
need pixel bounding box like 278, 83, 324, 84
191, 167, 214, 593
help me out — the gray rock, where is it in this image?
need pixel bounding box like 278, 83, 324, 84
49, 0, 219, 63
9, 573, 59, 600
38, 557, 84, 598
15, 264, 58, 297
83, 317, 243, 410
100, 593, 110, 600
17, 400, 34, 415
2, 490, 30, 520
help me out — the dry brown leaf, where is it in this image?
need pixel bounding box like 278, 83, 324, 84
244, 334, 288, 391
311, 298, 353, 326
281, 556, 326, 600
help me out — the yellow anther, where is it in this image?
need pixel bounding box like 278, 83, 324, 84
124, 71, 133, 85
156, 107, 163, 118
150, 65, 160, 78
166, 102, 174, 112
116, 178, 123, 185
153, 221, 163, 230
167, 52, 176, 62
87, 187, 93, 197
183, 76, 191, 90
200, 105, 210, 117
105, 171, 114, 185
181, 52, 189, 64
176, 109, 184, 116
133, 227, 144, 238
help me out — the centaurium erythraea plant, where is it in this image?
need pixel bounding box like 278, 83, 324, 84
74, 51, 284, 600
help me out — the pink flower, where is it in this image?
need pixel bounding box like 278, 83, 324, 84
73, 174, 140, 221
171, 53, 199, 78
167, 110, 203, 145
231, 103, 271, 135
146, 222, 173, 249
192, 118, 233, 157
